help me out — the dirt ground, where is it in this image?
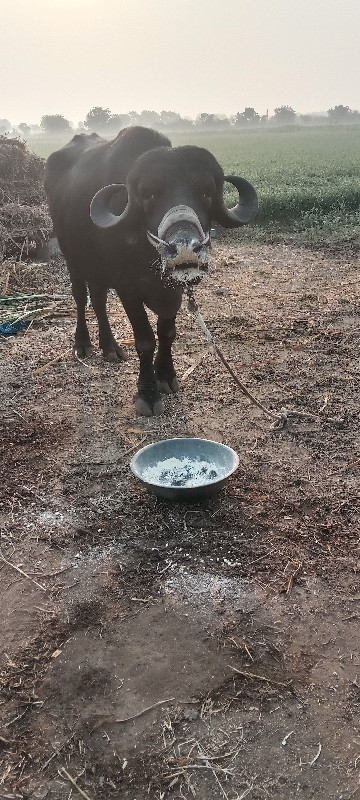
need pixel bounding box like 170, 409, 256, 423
1, 240, 359, 800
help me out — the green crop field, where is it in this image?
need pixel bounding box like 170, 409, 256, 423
171, 127, 360, 245
29, 126, 360, 246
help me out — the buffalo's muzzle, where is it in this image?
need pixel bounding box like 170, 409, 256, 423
147, 205, 210, 286
164, 238, 209, 285
154, 231, 209, 286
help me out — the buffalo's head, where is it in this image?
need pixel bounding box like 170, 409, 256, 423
90, 146, 258, 286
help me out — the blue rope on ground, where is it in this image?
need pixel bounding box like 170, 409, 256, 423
0, 320, 29, 335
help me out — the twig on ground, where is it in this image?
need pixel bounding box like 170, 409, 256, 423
348, 787, 360, 799
74, 353, 94, 370
91, 697, 175, 731
244, 643, 254, 662
239, 786, 255, 800
319, 395, 330, 412
181, 353, 206, 381
41, 732, 76, 771
58, 768, 93, 800
5, 709, 28, 728
229, 665, 291, 688
32, 349, 71, 376
0, 548, 46, 591
281, 730, 295, 746
115, 696, 175, 723
131, 596, 153, 603
195, 749, 239, 762
31, 565, 73, 578
10, 407, 26, 420
123, 436, 147, 456
164, 763, 234, 777
229, 637, 254, 662
285, 562, 303, 595
34, 606, 55, 615
195, 740, 233, 800
0, 734, 14, 746
339, 458, 360, 473
206, 761, 231, 800
300, 742, 322, 767
308, 742, 322, 766
165, 737, 241, 798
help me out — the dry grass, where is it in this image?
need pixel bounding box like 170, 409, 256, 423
0, 135, 52, 261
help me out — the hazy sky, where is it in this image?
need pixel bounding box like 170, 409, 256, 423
2, 0, 360, 124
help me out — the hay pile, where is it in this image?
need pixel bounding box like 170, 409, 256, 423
0, 136, 52, 260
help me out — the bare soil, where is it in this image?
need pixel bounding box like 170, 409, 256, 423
1, 240, 359, 800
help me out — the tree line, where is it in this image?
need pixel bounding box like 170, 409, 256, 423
1, 104, 360, 137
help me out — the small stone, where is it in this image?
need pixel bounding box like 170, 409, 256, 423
182, 706, 199, 722
32, 787, 49, 800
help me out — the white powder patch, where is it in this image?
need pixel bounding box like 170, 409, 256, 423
164, 571, 265, 621
142, 456, 220, 487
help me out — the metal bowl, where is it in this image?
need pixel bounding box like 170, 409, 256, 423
130, 437, 239, 501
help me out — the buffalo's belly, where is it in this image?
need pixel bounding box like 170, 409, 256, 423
55, 234, 127, 289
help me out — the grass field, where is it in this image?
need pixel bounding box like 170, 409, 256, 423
28, 126, 360, 246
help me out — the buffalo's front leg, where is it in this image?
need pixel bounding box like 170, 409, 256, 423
70, 275, 94, 358
121, 297, 163, 416
89, 283, 126, 362
154, 316, 180, 394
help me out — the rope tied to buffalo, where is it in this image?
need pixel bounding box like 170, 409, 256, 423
186, 287, 317, 431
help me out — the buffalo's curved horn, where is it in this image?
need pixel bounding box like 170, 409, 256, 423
215, 175, 258, 228
90, 183, 130, 229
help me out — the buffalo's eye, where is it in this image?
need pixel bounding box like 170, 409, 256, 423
140, 186, 156, 203
202, 184, 214, 200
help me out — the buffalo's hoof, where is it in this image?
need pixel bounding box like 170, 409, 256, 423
135, 395, 164, 417
74, 343, 95, 358
103, 341, 127, 362
157, 376, 180, 394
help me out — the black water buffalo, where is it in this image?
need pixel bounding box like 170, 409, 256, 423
45, 126, 258, 415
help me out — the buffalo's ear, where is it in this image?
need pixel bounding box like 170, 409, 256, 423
214, 176, 258, 228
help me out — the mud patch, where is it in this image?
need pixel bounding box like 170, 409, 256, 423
1, 243, 359, 799
0, 413, 71, 510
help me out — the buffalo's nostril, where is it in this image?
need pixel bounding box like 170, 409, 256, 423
166, 242, 177, 256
